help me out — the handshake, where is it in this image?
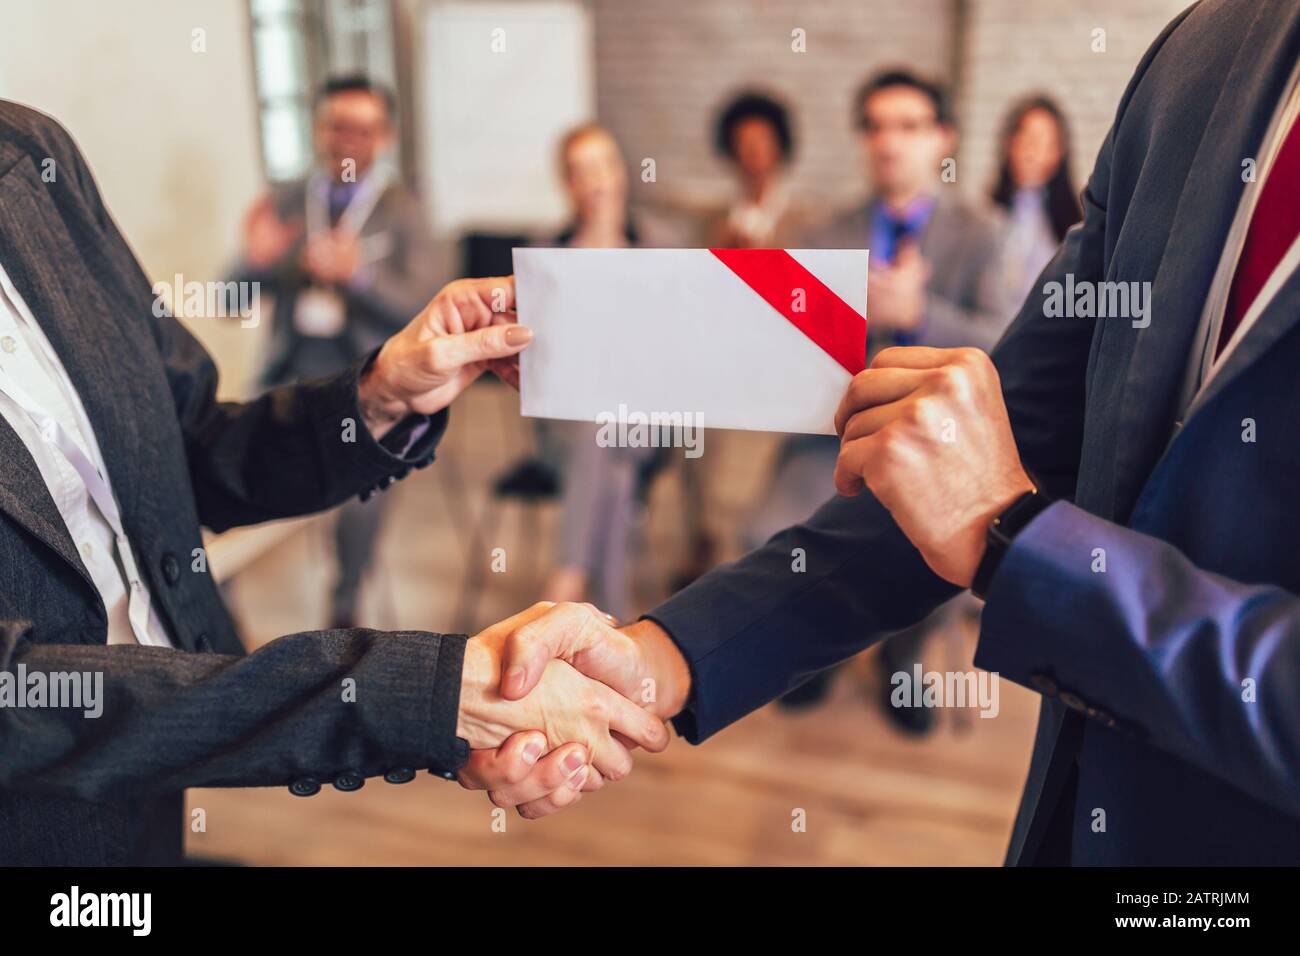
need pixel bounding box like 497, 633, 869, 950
452, 602, 693, 818
365, 275, 1028, 816
355, 278, 688, 818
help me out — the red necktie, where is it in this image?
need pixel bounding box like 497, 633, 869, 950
1217, 111, 1300, 357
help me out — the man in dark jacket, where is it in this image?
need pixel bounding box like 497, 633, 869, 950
478, 0, 1300, 866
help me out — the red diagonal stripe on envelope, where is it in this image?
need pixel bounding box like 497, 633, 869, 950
710, 248, 865, 374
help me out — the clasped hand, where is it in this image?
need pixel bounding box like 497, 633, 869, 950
456, 602, 690, 819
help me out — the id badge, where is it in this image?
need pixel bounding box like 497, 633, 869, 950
293, 287, 346, 337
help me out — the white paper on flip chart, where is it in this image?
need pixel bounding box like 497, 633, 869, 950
514, 247, 869, 435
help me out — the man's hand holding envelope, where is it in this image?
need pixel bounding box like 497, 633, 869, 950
833, 346, 1035, 587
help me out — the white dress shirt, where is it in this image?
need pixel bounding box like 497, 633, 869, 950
1179, 56, 1300, 414
0, 263, 172, 647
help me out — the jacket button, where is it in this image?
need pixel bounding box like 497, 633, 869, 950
427, 767, 458, 781
333, 770, 365, 792
384, 767, 416, 785
194, 632, 213, 653
1028, 673, 1058, 696
161, 552, 181, 585
289, 777, 321, 797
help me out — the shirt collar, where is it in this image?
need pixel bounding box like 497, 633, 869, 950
876, 193, 936, 230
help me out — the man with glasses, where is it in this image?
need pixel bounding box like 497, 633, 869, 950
744, 70, 1010, 725
234, 74, 439, 630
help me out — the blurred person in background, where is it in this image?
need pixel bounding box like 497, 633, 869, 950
233, 75, 439, 630
744, 69, 1010, 728
499, 124, 671, 622
991, 95, 1083, 309
707, 90, 808, 248
674, 91, 810, 590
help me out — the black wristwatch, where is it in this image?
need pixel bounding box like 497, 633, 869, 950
970, 482, 1053, 600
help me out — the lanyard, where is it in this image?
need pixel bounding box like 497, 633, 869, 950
0, 339, 155, 647
305, 164, 393, 241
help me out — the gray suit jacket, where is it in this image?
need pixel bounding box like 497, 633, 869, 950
802, 193, 1010, 353
0, 101, 466, 866
236, 176, 440, 386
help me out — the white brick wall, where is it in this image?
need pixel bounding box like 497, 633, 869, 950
593, 0, 954, 212
957, 0, 1191, 202
591, 0, 1194, 219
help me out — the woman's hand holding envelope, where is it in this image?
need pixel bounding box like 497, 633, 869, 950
357, 275, 532, 438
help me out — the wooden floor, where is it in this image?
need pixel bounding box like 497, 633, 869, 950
188, 382, 1038, 866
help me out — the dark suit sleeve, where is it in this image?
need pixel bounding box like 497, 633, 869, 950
645, 0, 1206, 745
0, 112, 470, 800
974, 501, 1300, 819
0, 622, 467, 801
162, 328, 447, 532
60, 129, 444, 533
646, 105, 1113, 746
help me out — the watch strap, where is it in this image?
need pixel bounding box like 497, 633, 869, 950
971, 484, 1053, 600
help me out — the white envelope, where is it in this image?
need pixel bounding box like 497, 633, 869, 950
514, 248, 869, 435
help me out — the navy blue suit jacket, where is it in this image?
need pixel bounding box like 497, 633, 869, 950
648, 0, 1300, 865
